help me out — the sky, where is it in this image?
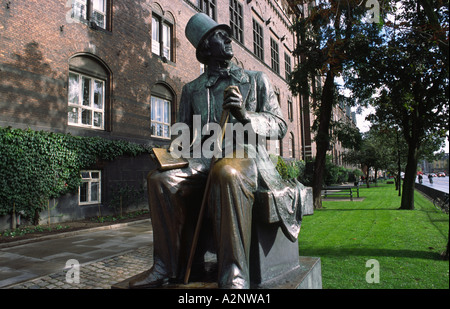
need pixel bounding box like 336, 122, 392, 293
354, 106, 373, 133
354, 107, 449, 153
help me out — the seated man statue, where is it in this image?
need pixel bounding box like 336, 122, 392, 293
130, 13, 303, 289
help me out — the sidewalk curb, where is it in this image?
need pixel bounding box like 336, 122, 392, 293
0, 219, 151, 249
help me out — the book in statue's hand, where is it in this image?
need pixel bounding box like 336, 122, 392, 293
151, 148, 189, 171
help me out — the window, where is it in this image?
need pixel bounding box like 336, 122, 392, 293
229, 0, 243, 43
200, 63, 206, 74
288, 99, 293, 122
275, 139, 281, 156
151, 96, 171, 139
270, 38, 280, 74
79, 170, 101, 205
198, 0, 216, 20
71, 0, 109, 30
275, 92, 280, 106
152, 15, 173, 61
285, 52, 292, 80
253, 19, 264, 61
72, 0, 87, 21
151, 84, 173, 139
68, 71, 105, 129
266, 139, 281, 156
289, 133, 295, 158
92, 0, 106, 29
68, 55, 111, 131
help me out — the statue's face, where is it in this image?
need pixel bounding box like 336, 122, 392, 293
207, 29, 234, 61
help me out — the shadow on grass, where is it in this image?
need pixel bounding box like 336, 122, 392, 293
301, 247, 443, 261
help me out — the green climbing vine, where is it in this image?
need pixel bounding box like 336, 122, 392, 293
0, 126, 151, 222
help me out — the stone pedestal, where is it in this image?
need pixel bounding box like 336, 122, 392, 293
111, 256, 321, 289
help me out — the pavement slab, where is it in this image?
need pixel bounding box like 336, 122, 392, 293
0, 220, 153, 289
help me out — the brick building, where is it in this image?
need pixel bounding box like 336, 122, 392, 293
0, 0, 305, 225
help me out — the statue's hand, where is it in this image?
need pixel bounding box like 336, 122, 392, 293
223, 86, 250, 124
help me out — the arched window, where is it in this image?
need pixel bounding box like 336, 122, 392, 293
151, 83, 174, 139
151, 4, 175, 62
289, 132, 295, 158
68, 54, 111, 131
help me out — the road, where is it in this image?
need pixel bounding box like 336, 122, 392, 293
416, 176, 449, 194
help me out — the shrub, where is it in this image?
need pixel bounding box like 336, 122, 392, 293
301, 156, 360, 186
274, 155, 305, 181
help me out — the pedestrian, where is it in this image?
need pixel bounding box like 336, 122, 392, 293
418, 174, 423, 184
428, 173, 433, 184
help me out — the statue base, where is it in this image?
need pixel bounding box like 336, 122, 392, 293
111, 256, 321, 289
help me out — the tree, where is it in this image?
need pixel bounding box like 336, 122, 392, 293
362, 122, 409, 192
343, 130, 384, 187
289, 0, 384, 209
345, 0, 449, 209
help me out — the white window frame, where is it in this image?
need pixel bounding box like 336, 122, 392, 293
152, 15, 172, 61
267, 139, 281, 156
72, 0, 87, 21
275, 139, 281, 156
162, 23, 171, 60
70, 0, 107, 30
79, 170, 101, 205
151, 96, 171, 139
152, 16, 161, 55
92, 0, 106, 29
289, 133, 294, 158
68, 71, 105, 130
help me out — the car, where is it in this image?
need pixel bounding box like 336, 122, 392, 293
437, 172, 446, 177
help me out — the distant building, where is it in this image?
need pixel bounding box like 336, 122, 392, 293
421, 153, 449, 174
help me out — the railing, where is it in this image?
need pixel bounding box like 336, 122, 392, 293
415, 183, 449, 214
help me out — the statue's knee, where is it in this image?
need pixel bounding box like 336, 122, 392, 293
211, 161, 238, 183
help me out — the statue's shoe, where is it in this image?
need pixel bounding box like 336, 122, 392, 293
129, 268, 169, 289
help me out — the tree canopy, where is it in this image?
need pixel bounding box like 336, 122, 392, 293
290, 0, 448, 209
343, 0, 449, 209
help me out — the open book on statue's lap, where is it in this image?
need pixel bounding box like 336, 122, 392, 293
151, 148, 189, 171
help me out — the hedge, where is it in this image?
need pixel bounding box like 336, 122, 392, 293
0, 126, 151, 222
274, 155, 361, 186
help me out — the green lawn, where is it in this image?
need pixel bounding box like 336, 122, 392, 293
298, 182, 449, 289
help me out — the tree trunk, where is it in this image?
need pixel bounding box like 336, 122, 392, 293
397, 130, 402, 196
312, 71, 335, 209
365, 168, 370, 188
399, 142, 419, 210
442, 235, 449, 260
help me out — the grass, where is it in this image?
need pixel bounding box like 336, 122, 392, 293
298, 182, 449, 289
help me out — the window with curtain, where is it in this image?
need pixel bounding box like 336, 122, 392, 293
152, 15, 173, 61
151, 95, 171, 139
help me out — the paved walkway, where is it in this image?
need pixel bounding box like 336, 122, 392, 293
0, 220, 154, 289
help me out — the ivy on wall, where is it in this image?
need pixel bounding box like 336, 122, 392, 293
0, 126, 151, 222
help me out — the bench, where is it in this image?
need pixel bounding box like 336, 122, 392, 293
322, 186, 360, 201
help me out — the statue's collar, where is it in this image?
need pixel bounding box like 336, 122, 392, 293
206, 63, 247, 87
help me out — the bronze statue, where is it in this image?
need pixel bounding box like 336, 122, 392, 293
130, 13, 303, 289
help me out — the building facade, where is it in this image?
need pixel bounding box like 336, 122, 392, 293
0, 0, 305, 225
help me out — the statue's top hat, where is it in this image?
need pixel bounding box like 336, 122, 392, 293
185, 13, 231, 63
